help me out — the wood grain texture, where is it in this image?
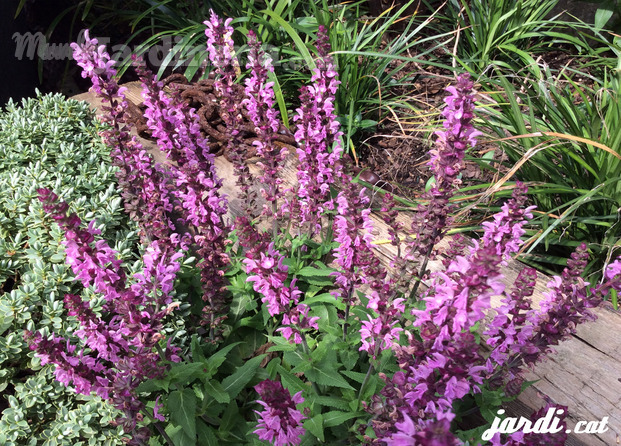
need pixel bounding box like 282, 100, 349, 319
72, 82, 621, 445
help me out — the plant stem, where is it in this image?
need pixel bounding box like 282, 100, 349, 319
342, 285, 353, 341
299, 331, 321, 396
142, 408, 174, 446
408, 254, 430, 301
272, 200, 278, 239
356, 362, 375, 412
408, 229, 438, 301
154, 420, 175, 446
342, 302, 350, 342
155, 343, 167, 362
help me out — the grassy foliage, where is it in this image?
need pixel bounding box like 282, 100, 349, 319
475, 49, 621, 278
439, 0, 597, 71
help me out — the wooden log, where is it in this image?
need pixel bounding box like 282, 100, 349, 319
72, 82, 621, 445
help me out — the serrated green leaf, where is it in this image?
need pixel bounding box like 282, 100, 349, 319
168, 389, 197, 442
204, 342, 243, 376
196, 419, 219, 446
168, 362, 206, 386
339, 349, 359, 371
203, 380, 230, 404
306, 367, 354, 390
276, 365, 308, 394
323, 410, 360, 427
303, 414, 324, 442
136, 377, 171, 393
290, 360, 312, 374
299, 432, 319, 446
311, 396, 350, 411
219, 400, 241, 435
342, 370, 367, 384
266, 357, 280, 379
222, 354, 265, 399
165, 424, 191, 446
283, 349, 310, 368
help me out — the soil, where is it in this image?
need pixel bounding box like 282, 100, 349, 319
355, 69, 502, 201
353, 42, 600, 202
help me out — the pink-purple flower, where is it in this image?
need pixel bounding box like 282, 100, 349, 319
254, 380, 306, 446
244, 243, 300, 317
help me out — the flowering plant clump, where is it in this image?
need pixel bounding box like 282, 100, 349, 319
29, 189, 182, 444
22, 10, 621, 446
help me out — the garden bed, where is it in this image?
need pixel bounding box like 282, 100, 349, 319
73, 81, 621, 446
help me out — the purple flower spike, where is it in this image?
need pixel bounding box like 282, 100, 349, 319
254, 380, 306, 446
404, 74, 481, 287
32, 190, 182, 443
136, 59, 230, 331
289, 25, 343, 233
430, 73, 482, 189
72, 31, 178, 245
205, 11, 257, 216
242, 30, 287, 220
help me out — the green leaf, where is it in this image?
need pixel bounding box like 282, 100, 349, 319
595, 7, 614, 30
323, 410, 359, 427
339, 349, 359, 371
299, 433, 319, 446
283, 349, 310, 368
260, 9, 317, 71
230, 292, 255, 319
341, 370, 366, 384
204, 342, 242, 376
219, 400, 241, 436
277, 365, 308, 394
168, 362, 206, 386
191, 335, 206, 362
306, 367, 354, 390
296, 266, 335, 286
297, 265, 335, 276
168, 389, 197, 442
165, 425, 194, 446
196, 419, 219, 446
303, 292, 345, 310
0, 303, 14, 334
312, 304, 339, 334
136, 377, 171, 393
309, 343, 328, 364
266, 357, 281, 379
303, 414, 324, 442
311, 396, 350, 411
297, 266, 335, 277
222, 354, 265, 399
203, 380, 230, 404
267, 337, 297, 352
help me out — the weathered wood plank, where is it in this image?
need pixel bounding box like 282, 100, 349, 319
71, 82, 621, 445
